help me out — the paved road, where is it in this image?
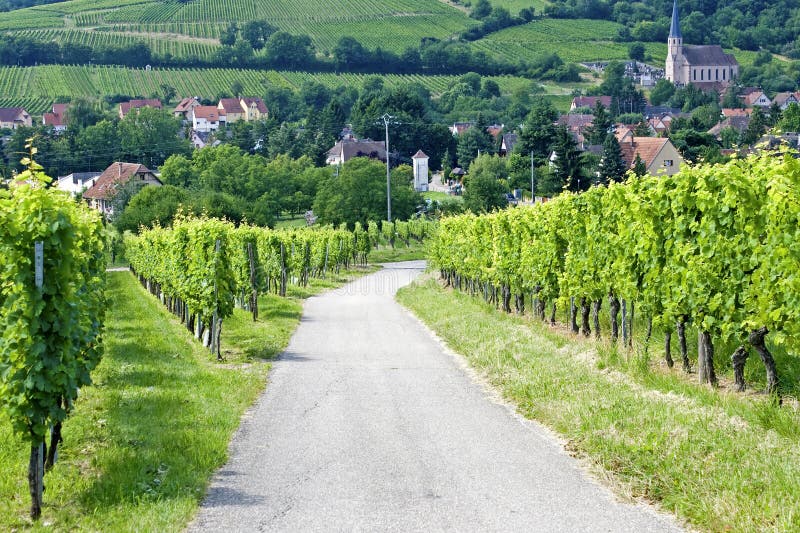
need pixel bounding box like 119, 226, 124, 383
190, 261, 682, 533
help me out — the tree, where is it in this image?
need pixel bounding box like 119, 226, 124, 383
778, 102, 800, 132
230, 80, 244, 98
313, 157, 420, 227
65, 97, 105, 130
597, 133, 626, 185
649, 79, 675, 106
333, 36, 367, 70
584, 101, 613, 145
463, 154, 509, 212
471, 0, 492, 19
160, 84, 176, 103
117, 107, 190, 169
241, 20, 276, 51
552, 125, 584, 192
76, 119, 120, 171
265, 32, 314, 69
159, 153, 197, 188
232, 38, 254, 65
628, 42, 645, 62
456, 126, 492, 168
220, 23, 238, 46
631, 153, 647, 177
115, 184, 189, 232
740, 106, 768, 146
514, 99, 558, 164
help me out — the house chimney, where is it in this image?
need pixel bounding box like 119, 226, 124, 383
118, 162, 122, 178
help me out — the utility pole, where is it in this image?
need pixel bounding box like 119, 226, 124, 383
530, 151, 536, 204
381, 113, 393, 222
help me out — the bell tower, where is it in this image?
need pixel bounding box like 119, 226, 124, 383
666, 0, 683, 84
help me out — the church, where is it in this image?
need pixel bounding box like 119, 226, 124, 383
665, 0, 738, 88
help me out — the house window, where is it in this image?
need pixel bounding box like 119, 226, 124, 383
723, 69, 726, 80
716, 69, 719, 80
700, 69, 704, 81
693, 69, 697, 81
708, 69, 711, 80
664, 160, 674, 167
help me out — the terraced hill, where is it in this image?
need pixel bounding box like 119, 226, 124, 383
1, 0, 475, 55
0, 64, 569, 115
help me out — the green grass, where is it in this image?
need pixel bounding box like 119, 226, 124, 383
0, 266, 370, 530
274, 216, 308, 230
397, 277, 800, 533
369, 241, 427, 263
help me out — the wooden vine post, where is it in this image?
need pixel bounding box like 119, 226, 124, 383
29, 241, 44, 520
247, 242, 258, 321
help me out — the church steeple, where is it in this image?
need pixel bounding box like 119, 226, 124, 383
666, 0, 684, 84
669, 0, 682, 39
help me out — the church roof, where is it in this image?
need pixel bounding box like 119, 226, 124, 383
682, 45, 738, 67
412, 150, 428, 159
669, 0, 682, 39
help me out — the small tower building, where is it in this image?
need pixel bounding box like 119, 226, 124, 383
412, 150, 429, 192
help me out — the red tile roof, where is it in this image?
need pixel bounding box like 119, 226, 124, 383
83, 162, 156, 200
174, 97, 199, 113
119, 99, 162, 117
242, 97, 268, 114
619, 137, 670, 170
218, 98, 243, 113
0, 107, 27, 122
193, 105, 224, 120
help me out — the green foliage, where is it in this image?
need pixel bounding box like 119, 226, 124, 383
0, 155, 106, 443
430, 152, 800, 381
463, 153, 509, 213
648, 78, 675, 107
313, 158, 421, 228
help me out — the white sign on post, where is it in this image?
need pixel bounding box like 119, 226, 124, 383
34, 241, 43, 289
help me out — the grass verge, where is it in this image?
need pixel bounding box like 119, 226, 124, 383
0, 267, 370, 530
397, 276, 800, 533
369, 242, 427, 263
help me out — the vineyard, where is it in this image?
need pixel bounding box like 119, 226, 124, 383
0, 157, 106, 519
124, 217, 434, 356
3, 0, 474, 56
430, 152, 800, 397
0, 65, 540, 114
471, 19, 669, 64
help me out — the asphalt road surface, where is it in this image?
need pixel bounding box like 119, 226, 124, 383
190, 261, 682, 532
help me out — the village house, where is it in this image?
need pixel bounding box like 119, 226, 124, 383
192, 105, 225, 133
449, 122, 473, 136
241, 97, 269, 121
118, 99, 163, 119
217, 98, 245, 123
666, 0, 738, 89
619, 136, 683, 176
173, 97, 201, 121
558, 114, 595, 148
217, 97, 269, 124
0, 107, 32, 129
569, 96, 611, 112
326, 138, 386, 166
55, 171, 101, 196
82, 162, 162, 218
708, 115, 750, 139
742, 90, 771, 108
500, 133, 517, 156
772, 92, 800, 110
43, 103, 69, 132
